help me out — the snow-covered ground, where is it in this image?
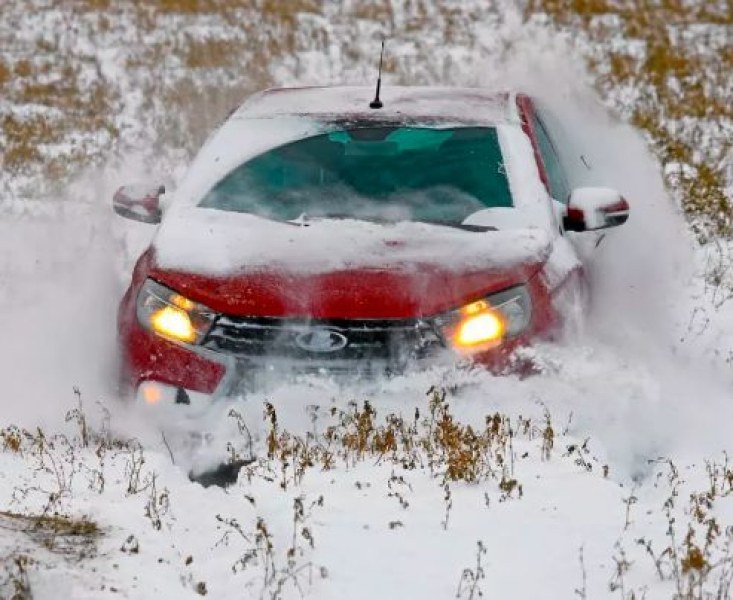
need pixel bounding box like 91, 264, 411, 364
3, 3, 733, 600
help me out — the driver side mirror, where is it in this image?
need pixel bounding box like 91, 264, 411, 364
564, 187, 630, 232
113, 183, 165, 224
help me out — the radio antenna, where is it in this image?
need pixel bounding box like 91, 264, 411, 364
369, 40, 385, 109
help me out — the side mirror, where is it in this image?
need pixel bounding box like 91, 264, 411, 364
113, 184, 165, 224
564, 187, 630, 232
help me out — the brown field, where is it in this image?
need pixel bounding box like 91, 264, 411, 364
0, 0, 730, 235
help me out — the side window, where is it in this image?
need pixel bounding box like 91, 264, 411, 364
532, 114, 571, 203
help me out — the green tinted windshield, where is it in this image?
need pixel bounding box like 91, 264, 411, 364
199, 126, 512, 225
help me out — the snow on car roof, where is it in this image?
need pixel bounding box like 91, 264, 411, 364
234, 86, 519, 125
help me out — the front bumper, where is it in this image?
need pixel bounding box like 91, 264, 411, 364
120, 316, 532, 413
118, 272, 556, 409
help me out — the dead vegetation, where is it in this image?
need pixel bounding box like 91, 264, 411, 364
215, 494, 323, 599
529, 0, 733, 240
614, 455, 733, 599
210, 386, 561, 598
0, 385, 560, 596
0, 0, 485, 194
0, 0, 733, 232
240, 386, 545, 495
0, 511, 99, 558
2, 0, 728, 242
3, 386, 733, 597
0, 35, 120, 189
0, 553, 33, 600
456, 540, 487, 599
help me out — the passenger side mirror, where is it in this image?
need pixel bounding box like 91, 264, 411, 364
113, 183, 165, 224
564, 187, 629, 232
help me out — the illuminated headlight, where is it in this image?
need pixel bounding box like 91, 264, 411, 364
136, 279, 215, 344
436, 285, 532, 353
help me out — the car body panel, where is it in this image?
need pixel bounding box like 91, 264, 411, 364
149, 260, 542, 321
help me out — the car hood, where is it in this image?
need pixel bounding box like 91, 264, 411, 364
149, 208, 551, 319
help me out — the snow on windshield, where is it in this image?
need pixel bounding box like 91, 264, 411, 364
172, 114, 551, 228
198, 126, 514, 226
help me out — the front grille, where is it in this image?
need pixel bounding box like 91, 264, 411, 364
201, 315, 444, 366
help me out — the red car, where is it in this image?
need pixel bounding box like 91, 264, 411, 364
114, 86, 629, 407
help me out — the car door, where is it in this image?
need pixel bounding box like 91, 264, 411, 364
515, 95, 588, 317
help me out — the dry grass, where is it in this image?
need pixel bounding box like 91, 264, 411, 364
0, 511, 99, 565
1, 0, 729, 237
183, 38, 250, 70
0, 553, 33, 600
0, 0, 483, 190
0, 511, 98, 539
0, 31, 120, 187
236, 387, 546, 494
529, 0, 733, 239
618, 456, 733, 599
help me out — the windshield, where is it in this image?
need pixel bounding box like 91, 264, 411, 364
199, 126, 513, 225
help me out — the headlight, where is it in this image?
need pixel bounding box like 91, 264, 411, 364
136, 279, 215, 344
484, 285, 533, 337
436, 285, 532, 353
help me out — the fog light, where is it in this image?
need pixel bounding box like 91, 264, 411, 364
138, 381, 169, 405
136, 381, 211, 411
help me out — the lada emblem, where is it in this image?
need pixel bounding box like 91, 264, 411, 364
294, 328, 348, 353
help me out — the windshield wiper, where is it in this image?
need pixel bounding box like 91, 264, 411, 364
407, 219, 497, 232
287, 213, 312, 226
449, 223, 497, 232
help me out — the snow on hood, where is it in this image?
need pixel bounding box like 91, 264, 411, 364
153, 208, 552, 276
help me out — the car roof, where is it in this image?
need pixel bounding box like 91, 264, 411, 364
232, 85, 521, 126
